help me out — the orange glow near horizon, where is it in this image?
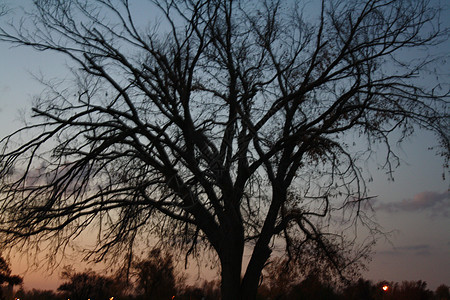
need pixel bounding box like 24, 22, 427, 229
382, 285, 389, 292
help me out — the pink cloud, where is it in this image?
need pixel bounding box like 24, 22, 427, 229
376, 190, 449, 216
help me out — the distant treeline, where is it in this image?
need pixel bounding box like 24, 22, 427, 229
4, 275, 450, 300
1, 251, 449, 300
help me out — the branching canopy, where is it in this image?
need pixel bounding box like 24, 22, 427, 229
0, 0, 448, 298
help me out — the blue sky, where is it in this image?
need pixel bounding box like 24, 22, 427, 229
0, 0, 449, 291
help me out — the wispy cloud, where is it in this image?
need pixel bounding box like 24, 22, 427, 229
376, 190, 449, 217
397, 245, 431, 256
378, 244, 431, 256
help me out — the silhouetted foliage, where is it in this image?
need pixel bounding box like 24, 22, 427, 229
341, 279, 440, 300
258, 261, 339, 300
57, 266, 126, 300
289, 274, 339, 300
0, 0, 448, 298
378, 280, 434, 300
132, 248, 183, 300
255, 277, 449, 300
0, 256, 22, 300
435, 285, 450, 300
15, 287, 63, 300
259, 257, 299, 298
178, 280, 220, 300
0, 256, 22, 286
199, 279, 221, 299
8, 274, 450, 300
341, 278, 377, 300
179, 286, 205, 300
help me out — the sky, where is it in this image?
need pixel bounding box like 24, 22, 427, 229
0, 0, 449, 292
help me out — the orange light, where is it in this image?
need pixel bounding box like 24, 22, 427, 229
382, 285, 389, 291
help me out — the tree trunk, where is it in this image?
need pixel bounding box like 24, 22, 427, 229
219, 238, 270, 299
219, 219, 245, 299
220, 253, 243, 299
241, 187, 285, 299
241, 244, 272, 299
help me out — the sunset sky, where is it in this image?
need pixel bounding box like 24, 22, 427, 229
1, 0, 449, 292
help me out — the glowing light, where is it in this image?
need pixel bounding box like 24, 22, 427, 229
382, 285, 389, 291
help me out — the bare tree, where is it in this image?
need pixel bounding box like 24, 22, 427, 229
0, 0, 448, 299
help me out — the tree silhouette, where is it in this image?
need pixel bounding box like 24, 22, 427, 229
341, 278, 377, 300
57, 266, 125, 300
133, 248, 182, 300
258, 257, 341, 300
389, 280, 434, 300
0, 256, 23, 300
0, 0, 448, 298
263, 258, 298, 298
435, 285, 450, 300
